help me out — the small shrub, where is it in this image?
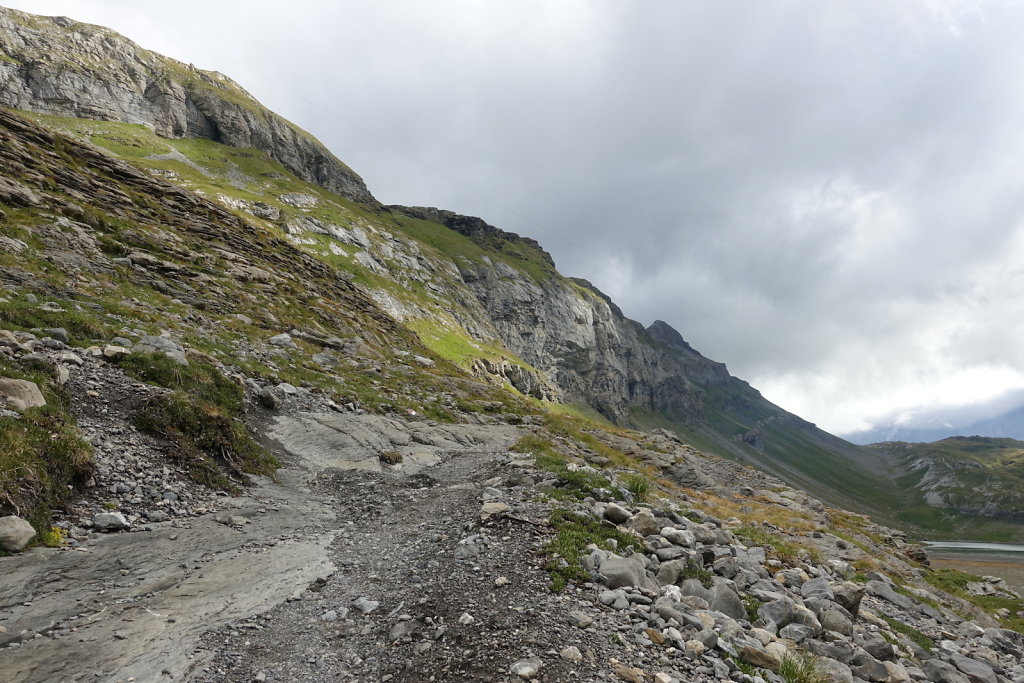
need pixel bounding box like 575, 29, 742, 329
0, 298, 111, 344
38, 526, 67, 547
779, 652, 827, 683
0, 404, 93, 535
119, 352, 242, 414
743, 595, 762, 622
679, 561, 714, 589
379, 450, 403, 465
623, 473, 651, 501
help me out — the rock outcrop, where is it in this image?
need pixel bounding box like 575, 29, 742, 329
0, 7, 374, 204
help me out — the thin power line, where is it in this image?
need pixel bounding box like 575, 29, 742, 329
114, 1, 864, 400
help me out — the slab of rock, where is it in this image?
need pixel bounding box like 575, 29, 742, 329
739, 644, 781, 671
0, 516, 35, 551
0, 378, 45, 412
598, 552, 651, 590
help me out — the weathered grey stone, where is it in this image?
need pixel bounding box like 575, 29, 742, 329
0, 378, 45, 412
0, 515, 35, 551
833, 581, 866, 616
597, 552, 649, 589
267, 333, 299, 350
800, 576, 834, 600
739, 644, 781, 671
626, 511, 661, 537
853, 655, 891, 682
947, 653, 998, 683
778, 623, 817, 642
510, 656, 542, 679
866, 580, 917, 609
603, 503, 631, 524
815, 657, 854, 683
93, 512, 130, 532
922, 659, 971, 683
709, 581, 746, 620
757, 598, 794, 627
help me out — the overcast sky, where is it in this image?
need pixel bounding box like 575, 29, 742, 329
8, 0, 1024, 437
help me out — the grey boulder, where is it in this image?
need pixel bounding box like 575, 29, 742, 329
0, 515, 36, 551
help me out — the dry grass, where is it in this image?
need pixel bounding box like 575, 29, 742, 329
691, 490, 818, 532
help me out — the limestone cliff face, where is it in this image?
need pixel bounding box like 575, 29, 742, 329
0, 8, 373, 204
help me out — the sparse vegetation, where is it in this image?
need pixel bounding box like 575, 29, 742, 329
924, 568, 1024, 633
880, 614, 935, 650
379, 450, 403, 465
545, 507, 644, 592
0, 360, 93, 536
779, 652, 827, 683
135, 391, 276, 491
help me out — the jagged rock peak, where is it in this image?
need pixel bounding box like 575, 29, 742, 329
646, 319, 696, 353
389, 205, 556, 269
0, 6, 375, 205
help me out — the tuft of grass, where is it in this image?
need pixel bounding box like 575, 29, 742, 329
743, 595, 762, 623
623, 473, 651, 502
729, 655, 759, 677
545, 508, 644, 592
779, 652, 827, 683
879, 614, 935, 651
680, 561, 714, 589
0, 358, 93, 537
38, 526, 67, 547
514, 433, 613, 501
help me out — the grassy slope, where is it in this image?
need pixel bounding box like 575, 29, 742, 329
23, 111, 1024, 543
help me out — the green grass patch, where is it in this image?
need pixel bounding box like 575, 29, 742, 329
679, 561, 714, 589
515, 434, 612, 501
0, 298, 112, 345
743, 595, 762, 623
122, 353, 276, 490
0, 359, 93, 537
734, 524, 804, 563
623, 472, 651, 502
879, 614, 935, 651
545, 507, 644, 592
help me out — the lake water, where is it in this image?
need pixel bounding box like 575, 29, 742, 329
923, 541, 1024, 592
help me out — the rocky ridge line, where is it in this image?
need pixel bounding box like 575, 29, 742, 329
0, 7, 374, 204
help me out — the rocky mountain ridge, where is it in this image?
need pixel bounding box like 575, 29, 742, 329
0, 7, 374, 204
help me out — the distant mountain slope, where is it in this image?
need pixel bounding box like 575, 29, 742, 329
869, 437, 1024, 521
4, 6, 1023, 541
